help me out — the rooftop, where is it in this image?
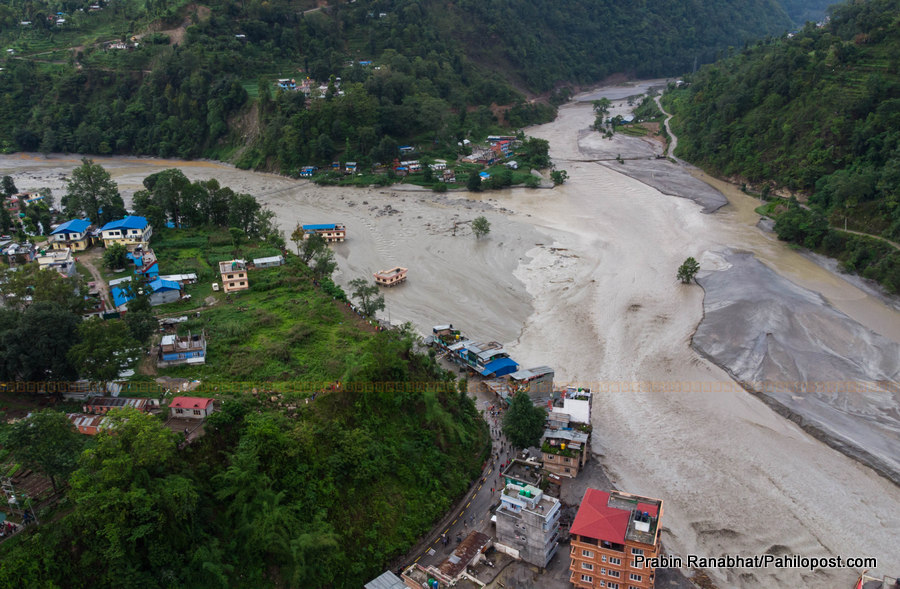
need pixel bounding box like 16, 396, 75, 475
84, 397, 147, 411
51, 218, 91, 234
509, 366, 554, 381
438, 531, 490, 580
364, 570, 406, 589
218, 259, 246, 273
100, 215, 148, 232
502, 459, 542, 487
570, 488, 662, 547
374, 266, 408, 278
169, 396, 214, 410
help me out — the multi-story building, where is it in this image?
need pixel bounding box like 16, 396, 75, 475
541, 427, 590, 479
49, 218, 93, 250
569, 488, 664, 589
218, 259, 249, 293
99, 216, 152, 248
158, 332, 207, 367
35, 248, 76, 277
302, 223, 346, 242
495, 483, 561, 569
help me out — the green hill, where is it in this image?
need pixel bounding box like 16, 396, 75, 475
0, 0, 817, 172
665, 0, 900, 292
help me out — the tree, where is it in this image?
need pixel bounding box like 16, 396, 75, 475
228, 227, 244, 252
502, 391, 547, 450
0, 264, 87, 313
472, 216, 491, 239
125, 310, 158, 344
466, 171, 482, 192
1, 175, 17, 197
349, 278, 385, 317
311, 247, 337, 279
103, 242, 128, 270
290, 223, 305, 255
677, 257, 700, 284
0, 302, 80, 381
63, 159, 125, 225
67, 319, 142, 381
6, 410, 85, 490
300, 233, 326, 264
551, 170, 569, 185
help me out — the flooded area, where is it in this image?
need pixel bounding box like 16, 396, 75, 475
3, 81, 900, 588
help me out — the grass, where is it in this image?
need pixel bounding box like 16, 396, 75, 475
619, 125, 649, 137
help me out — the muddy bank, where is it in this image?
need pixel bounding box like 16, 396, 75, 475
693, 251, 900, 485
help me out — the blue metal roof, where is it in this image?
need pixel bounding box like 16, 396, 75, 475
110, 287, 133, 308
303, 224, 336, 231
148, 278, 180, 292
51, 218, 91, 235
482, 357, 519, 377
100, 215, 148, 232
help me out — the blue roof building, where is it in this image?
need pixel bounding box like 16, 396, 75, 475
51, 219, 91, 235
49, 218, 93, 251
100, 216, 152, 247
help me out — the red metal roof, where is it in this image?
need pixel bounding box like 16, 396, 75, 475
170, 396, 214, 409
637, 502, 659, 517
570, 488, 629, 544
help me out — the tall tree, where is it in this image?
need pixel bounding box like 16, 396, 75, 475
63, 159, 125, 225
1, 175, 17, 197
349, 278, 385, 317
472, 216, 491, 239
502, 391, 547, 450
67, 319, 142, 381
0, 301, 81, 381
290, 223, 305, 255
6, 410, 85, 490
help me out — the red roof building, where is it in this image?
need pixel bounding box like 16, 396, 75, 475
169, 396, 216, 419
569, 489, 663, 589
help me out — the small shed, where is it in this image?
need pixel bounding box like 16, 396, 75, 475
169, 396, 216, 419
148, 278, 182, 306
252, 255, 285, 269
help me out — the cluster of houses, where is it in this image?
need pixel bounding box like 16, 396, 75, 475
429, 324, 522, 379
275, 76, 344, 98
65, 395, 217, 438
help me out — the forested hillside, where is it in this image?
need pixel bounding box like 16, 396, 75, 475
666, 0, 900, 292
0, 0, 813, 172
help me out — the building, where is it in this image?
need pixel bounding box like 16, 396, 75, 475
364, 571, 407, 589
49, 218, 92, 251
569, 489, 664, 589
147, 278, 182, 306
442, 169, 456, 183
407, 531, 492, 586
68, 413, 111, 435
502, 459, 543, 489
169, 397, 216, 419
276, 78, 296, 91
35, 248, 76, 277
99, 216, 152, 248
553, 387, 593, 424
158, 273, 198, 285
4, 242, 35, 265
302, 223, 346, 242
218, 259, 249, 293
495, 483, 561, 568
252, 255, 284, 269
373, 266, 408, 286
158, 332, 207, 367
541, 428, 590, 479
82, 396, 149, 414
857, 574, 900, 589
508, 366, 555, 398
299, 166, 318, 177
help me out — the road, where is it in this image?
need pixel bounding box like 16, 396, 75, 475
77, 249, 112, 309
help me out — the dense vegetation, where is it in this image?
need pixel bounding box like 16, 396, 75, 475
0, 0, 821, 173
665, 0, 900, 292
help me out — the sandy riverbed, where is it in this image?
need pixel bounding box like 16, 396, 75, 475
3, 84, 900, 587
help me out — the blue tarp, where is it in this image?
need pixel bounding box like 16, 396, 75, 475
482, 357, 519, 377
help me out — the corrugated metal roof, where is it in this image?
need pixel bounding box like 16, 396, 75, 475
100, 215, 148, 232
51, 218, 91, 234
302, 224, 337, 231
252, 256, 284, 265
364, 571, 406, 589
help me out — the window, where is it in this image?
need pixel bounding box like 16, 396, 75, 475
565, 467, 571, 473
582, 549, 594, 558
581, 563, 593, 571
193, 410, 201, 415
580, 575, 592, 583
609, 557, 621, 565
608, 570, 620, 578
629, 573, 642, 582
607, 584, 619, 589
239, 282, 245, 286
175, 408, 183, 414
564, 457, 571, 463
631, 548, 644, 556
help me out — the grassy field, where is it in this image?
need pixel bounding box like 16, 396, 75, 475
150, 228, 375, 392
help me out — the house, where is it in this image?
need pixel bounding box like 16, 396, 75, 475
158, 273, 197, 285
551, 387, 592, 424
494, 483, 561, 568
508, 366, 555, 398
169, 396, 216, 419
569, 489, 664, 589
4, 242, 35, 265
364, 571, 406, 589
3, 194, 22, 214
373, 266, 408, 287
218, 259, 249, 293
345, 162, 357, 174
49, 218, 92, 250
99, 216, 152, 248
502, 459, 543, 489
442, 169, 456, 183
276, 78, 296, 91
158, 332, 207, 367
429, 159, 447, 171
398, 145, 415, 154
35, 248, 76, 277
82, 397, 149, 414
541, 428, 590, 479
506, 160, 519, 170
299, 166, 318, 177
302, 223, 346, 243
479, 171, 491, 182
110, 284, 134, 310
252, 255, 284, 269
147, 278, 182, 306
68, 413, 111, 435
406, 531, 492, 586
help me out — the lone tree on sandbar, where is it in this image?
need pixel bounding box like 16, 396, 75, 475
677, 257, 700, 284
472, 216, 491, 239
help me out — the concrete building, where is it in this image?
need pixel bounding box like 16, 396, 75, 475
218, 259, 249, 293
553, 387, 592, 424
541, 428, 590, 479
364, 570, 407, 589
169, 397, 216, 419
252, 255, 284, 269
302, 223, 346, 242
569, 489, 664, 589
158, 332, 207, 367
373, 266, 408, 286
495, 483, 561, 569
508, 365, 555, 399
35, 248, 76, 277
99, 216, 152, 248
406, 531, 491, 586
147, 278, 182, 306
502, 459, 543, 488
82, 396, 149, 414
49, 218, 93, 250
